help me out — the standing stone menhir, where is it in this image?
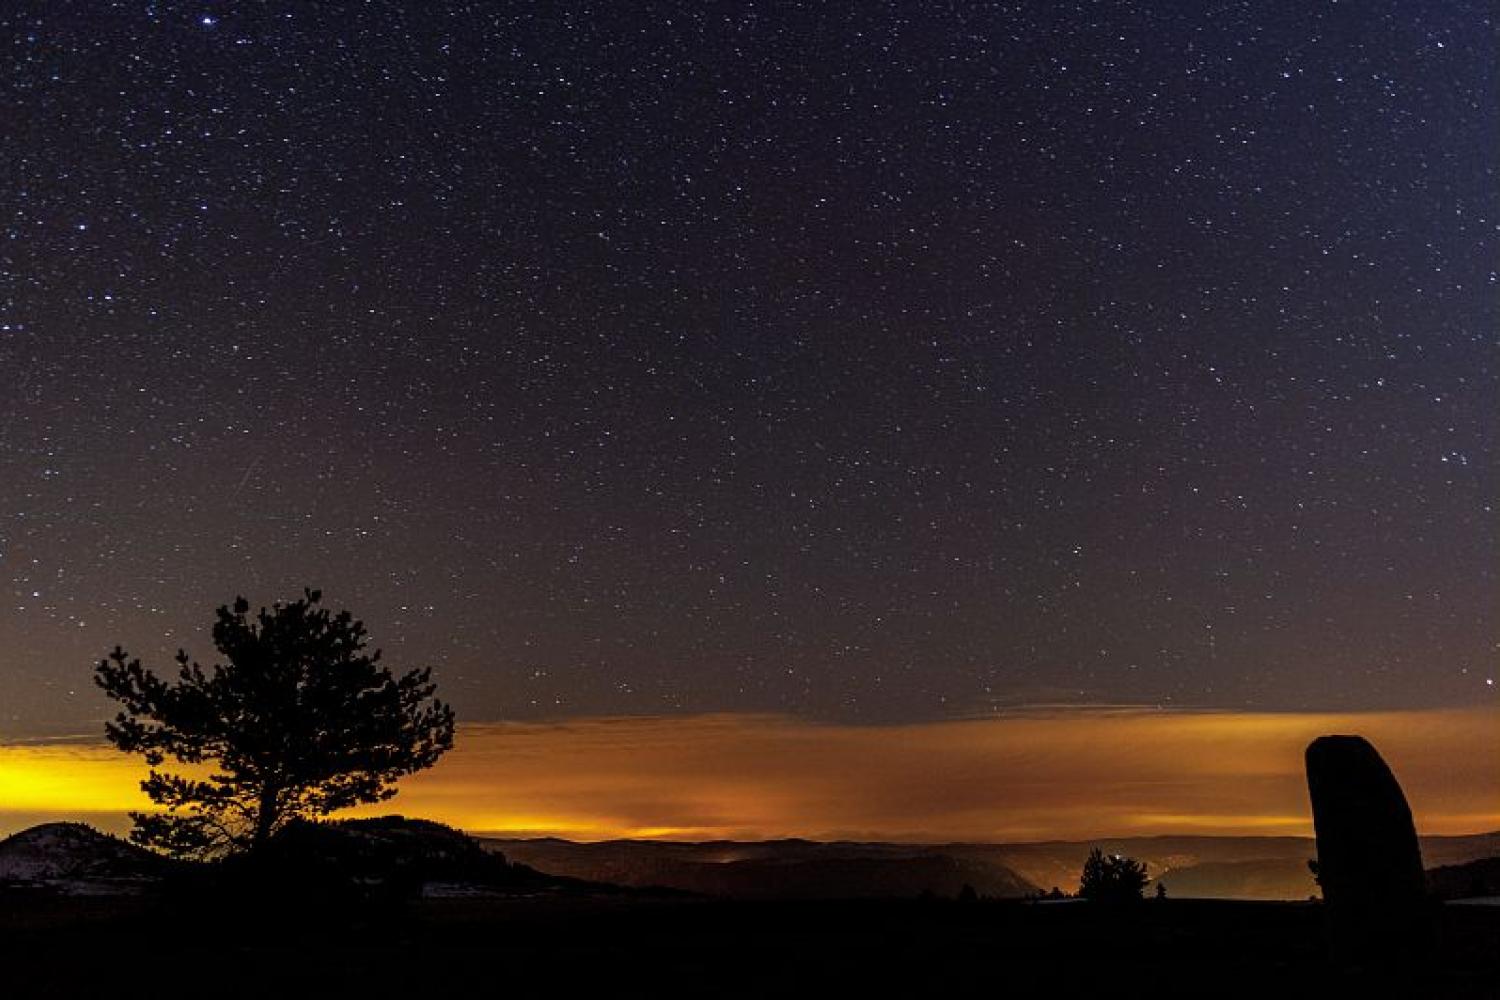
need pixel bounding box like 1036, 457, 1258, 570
1304, 734, 1429, 964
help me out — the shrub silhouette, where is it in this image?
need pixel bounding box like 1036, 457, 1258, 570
95, 589, 455, 859
1078, 847, 1149, 902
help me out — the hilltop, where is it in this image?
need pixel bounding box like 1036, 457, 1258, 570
0, 823, 178, 894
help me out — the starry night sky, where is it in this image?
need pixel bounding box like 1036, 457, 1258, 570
2, 2, 1494, 738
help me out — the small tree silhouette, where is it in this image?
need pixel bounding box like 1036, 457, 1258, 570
95, 589, 455, 859
1078, 847, 1149, 902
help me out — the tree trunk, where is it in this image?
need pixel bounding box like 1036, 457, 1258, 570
251, 785, 279, 853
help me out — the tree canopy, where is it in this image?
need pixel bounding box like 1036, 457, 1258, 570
1078, 847, 1150, 902
95, 589, 455, 859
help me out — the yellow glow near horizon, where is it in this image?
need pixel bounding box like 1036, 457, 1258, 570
2, 707, 1497, 842
0, 744, 154, 813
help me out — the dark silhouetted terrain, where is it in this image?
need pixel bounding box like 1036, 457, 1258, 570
0, 822, 179, 893
3, 821, 1498, 997
9, 822, 1496, 903
2, 892, 1498, 999
485, 831, 1500, 900
0, 818, 629, 901
1428, 857, 1500, 902
481, 837, 1036, 898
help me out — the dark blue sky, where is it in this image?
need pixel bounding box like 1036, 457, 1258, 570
2, 1, 1494, 736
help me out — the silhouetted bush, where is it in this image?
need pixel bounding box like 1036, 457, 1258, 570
1078, 848, 1149, 902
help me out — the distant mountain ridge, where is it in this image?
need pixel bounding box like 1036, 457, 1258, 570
475, 836, 1041, 899
483, 831, 1500, 900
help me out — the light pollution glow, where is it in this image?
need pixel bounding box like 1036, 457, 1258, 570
2, 707, 1496, 842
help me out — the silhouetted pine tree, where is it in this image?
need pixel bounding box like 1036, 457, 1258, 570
95, 589, 455, 859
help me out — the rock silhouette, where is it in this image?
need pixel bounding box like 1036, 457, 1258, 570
1305, 734, 1429, 963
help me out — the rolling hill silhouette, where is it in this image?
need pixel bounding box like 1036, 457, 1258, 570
0, 823, 178, 893
486, 831, 1500, 900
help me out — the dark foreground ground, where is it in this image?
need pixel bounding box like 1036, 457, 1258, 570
2, 894, 1496, 999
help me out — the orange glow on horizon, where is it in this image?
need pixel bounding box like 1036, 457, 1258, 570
0, 744, 154, 812
2, 707, 1496, 843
